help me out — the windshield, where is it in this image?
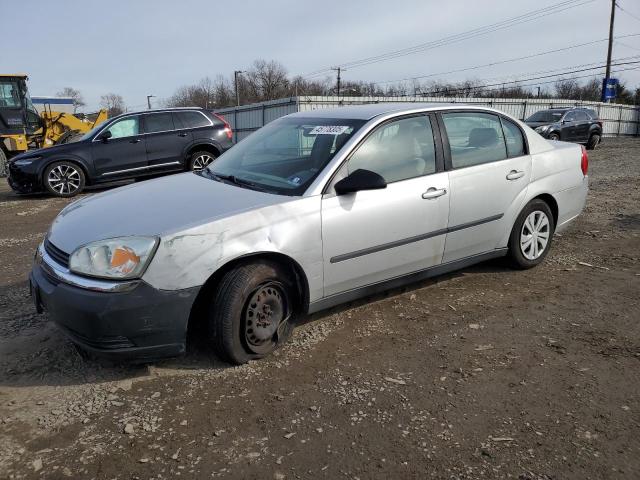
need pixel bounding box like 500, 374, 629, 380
205, 116, 366, 195
526, 110, 565, 123
0, 80, 21, 108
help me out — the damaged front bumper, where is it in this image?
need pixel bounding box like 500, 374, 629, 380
30, 243, 199, 361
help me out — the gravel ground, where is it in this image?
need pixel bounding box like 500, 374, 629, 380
0, 138, 638, 479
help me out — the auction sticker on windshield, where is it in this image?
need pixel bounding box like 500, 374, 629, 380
309, 125, 351, 135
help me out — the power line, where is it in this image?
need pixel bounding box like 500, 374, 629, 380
370, 33, 640, 86
302, 0, 594, 78
417, 60, 640, 96
616, 1, 640, 23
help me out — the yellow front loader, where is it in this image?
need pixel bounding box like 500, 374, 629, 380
0, 74, 107, 175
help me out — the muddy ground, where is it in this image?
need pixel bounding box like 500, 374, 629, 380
0, 139, 638, 480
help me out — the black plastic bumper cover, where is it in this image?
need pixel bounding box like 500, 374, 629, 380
30, 264, 200, 361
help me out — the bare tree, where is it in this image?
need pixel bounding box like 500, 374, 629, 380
100, 93, 126, 117
245, 60, 290, 101
166, 77, 233, 108
56, 87, 85, 113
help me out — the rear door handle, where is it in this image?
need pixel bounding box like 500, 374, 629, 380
506, 170, 525, 181
177, 133, 188, 137
422, 187, 447, 199
129, 138, 141, 144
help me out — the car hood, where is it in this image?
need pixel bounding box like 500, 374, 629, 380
11, 141, 84, 160
47, 172, 291, 254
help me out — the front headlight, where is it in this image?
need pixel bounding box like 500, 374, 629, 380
69, 236, 159, 280
535, 126, 548, 133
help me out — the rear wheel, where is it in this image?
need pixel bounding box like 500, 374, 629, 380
43, 161, 85, 197
208, 261, 295, 364
586, 133, 600, 150
188, 150, 217, 171
548, 132, 560, 141
507, 199, 555, 269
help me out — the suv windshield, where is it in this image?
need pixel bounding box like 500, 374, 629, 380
526, 110, 565, 123
205, 117, 366, 195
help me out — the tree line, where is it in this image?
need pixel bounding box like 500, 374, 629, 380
56, 58, 640, 116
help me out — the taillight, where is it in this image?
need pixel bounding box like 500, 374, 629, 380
580, 145, 588, 176
214, 113, 233, 140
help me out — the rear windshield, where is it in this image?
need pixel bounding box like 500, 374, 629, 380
526, 110, 565, 123
205, 117, 366, 196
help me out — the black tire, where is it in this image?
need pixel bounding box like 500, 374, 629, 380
507, 199, 555, 270
208, 261, 296, 364
43, 161, 85, 197
586, 133, 600, 150
188, 150, 217, 171
548, 132, 560, 141
0, 148, 8, 177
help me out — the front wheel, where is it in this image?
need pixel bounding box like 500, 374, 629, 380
507, 199, 555, 269
208, 261, 295, 364
43, 161, 85, 197
548, 132, 560, 141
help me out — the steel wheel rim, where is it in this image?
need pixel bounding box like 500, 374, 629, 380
520, 210, 550, 260
192, 154, 213, 170
243, 282, 288, 355
48, 165, 81, 195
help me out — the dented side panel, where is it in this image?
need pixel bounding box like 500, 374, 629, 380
143, 196, 324, 302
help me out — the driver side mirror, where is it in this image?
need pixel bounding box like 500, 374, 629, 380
334, 169, 387, 195
98, 130, 112, 142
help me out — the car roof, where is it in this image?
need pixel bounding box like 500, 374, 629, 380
110, 107, 207, 120
287, 102, 470, 120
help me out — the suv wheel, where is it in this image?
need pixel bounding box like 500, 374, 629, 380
586, 133, 600, 150
507, 199, 555, 269
208, 261, 295, 364
44, 161, 85, 197
548, 132, 560, 141
189, 151, 216, 171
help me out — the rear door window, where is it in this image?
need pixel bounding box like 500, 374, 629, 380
442, 112, 507, 168
144, 113, 174, 133
500, 118, 525, 157
176, 111, 212, 129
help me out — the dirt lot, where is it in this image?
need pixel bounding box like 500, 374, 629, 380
0, 139, 639, 480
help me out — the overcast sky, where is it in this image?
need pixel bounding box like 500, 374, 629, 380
3, 0, 639, 111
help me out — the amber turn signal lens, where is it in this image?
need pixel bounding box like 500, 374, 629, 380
110, 246, 140, 274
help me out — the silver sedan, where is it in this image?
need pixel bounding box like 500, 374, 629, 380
32, 103, 589, 364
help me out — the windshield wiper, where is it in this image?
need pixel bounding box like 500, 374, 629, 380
207, 171, 268, 192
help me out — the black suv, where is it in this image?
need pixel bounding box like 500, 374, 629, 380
524, 107, 602, 150
7, 108, 234, 197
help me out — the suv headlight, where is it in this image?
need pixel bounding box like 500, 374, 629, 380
535, 126, 548, 133
69, 236, 159, 279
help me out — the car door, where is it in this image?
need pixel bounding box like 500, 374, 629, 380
143, 112, 192, 169
321, 114, 450, 297
91, 115, 147, 177
561, 111, 578, 141
439, 111, 531, 263
573, 110, 591, 142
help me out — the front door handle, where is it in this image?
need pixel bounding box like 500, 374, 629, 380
177, 133, 188, 137
422, 187, 447, 200
129, 138, 141, 144
506, 170, 525, 181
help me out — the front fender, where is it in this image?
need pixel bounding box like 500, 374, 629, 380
142, 196, 325, 303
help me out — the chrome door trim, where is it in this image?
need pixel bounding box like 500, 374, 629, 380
330, 213, 503, 264
101, 161, 181, 176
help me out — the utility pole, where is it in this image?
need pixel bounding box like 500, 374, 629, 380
536, 86, 541, 98
146, 95, 155, 109
603, 0, 616, 102
331, 67, 342, 97
234, 70, 245, 107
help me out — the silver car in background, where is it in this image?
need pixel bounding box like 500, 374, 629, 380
31, 103, 589, 364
